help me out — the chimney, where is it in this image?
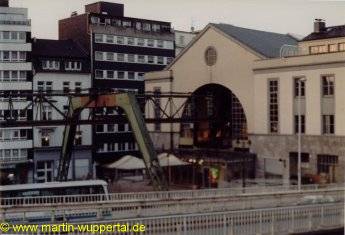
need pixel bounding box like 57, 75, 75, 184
71, 11, 78, 17
314, 19, 326, 33
0, 0, 9, 7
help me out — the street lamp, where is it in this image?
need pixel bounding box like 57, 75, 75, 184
297, 77, 306, 191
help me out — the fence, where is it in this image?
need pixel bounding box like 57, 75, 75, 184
1, 183, 343, 207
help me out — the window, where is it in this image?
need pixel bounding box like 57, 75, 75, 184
37, 81, 44, 91
113, 19, 121, 26
157, 40, 164, 48
322, 115, 335, 134
152, 24, 161, 32
117, 71, 125, 79
127, 37, 134, 45
117, 36, 124, 44
11, 51, 18, 60
167, 57, 174, 64
42, 106, 52, 120
11, 31, 17, 40
91, 16, 100, 24
3, 51, 9, 61
106, 52, 114, 61
42, 60, 59, 70
3, 71, 9, 81
19, 32, 26, 40
322, 75, 335, 96
317, 155, 338, 174
294, 115, 305, 134
63, 82, 70, 93
205, 47, 217, 66
75, 82, 82, 93
65, 61, 82, 71
117, 53, 124, 62
95, 34, 103, 43
137, 38, 145, 46
143, 23, 151, 31
107, 143, 116, 152
45, 81, 52, 94
96, 124, 104, 133
128, 142, 136, 150
329, 44, 338, 52
138, 72, 145, 80
41, 129, 50, 146
118, 142, 126, 151
148, 55, 155, 64
127, 54, 135, 63
19, 71, 26, 80
11, 71, 18, 80
103, 70, 112, 79
3, 31, 10, 39
122, 21, 131, 27
106, 124, 114, 133
135, 22, 142, 30
179, 35, 185, 45
138, 55, 145, 63
95, 51, 103, 61
269, 79, 279, 133
95, 70, 103, 79
310, 45, 327, 54
19, 51, 26, 61
339, 43, 345, 51
157, 56, 164, 65
75, 131, 82, 145
106, 35, 114, 43
147, 39, 154, 47
118, 124, 125, 132
128, 72, 135, 80
294, 78, 305, 97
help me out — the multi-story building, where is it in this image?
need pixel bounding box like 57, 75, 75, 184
174, 29, 198, 56
58, 1, 175, 171
31, 39, 93, 182
145, 20, 345, 185
0, 0, 33, 184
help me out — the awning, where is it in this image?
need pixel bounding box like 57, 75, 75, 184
104, 155, 146, 170
157, 153, 189, 167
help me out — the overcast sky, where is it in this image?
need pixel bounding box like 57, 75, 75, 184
10, 0, 345, 39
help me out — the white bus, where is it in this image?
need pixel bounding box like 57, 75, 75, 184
0, 180, 109, 198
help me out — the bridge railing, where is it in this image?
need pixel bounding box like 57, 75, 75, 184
12, 203, 344, 235
1, 183, 344, 207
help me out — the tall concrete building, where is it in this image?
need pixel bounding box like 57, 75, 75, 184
174, 29, 198, 56
0, 0, 33, 184
58, 1, 175, 175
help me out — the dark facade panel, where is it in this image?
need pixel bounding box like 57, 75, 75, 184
94, 61, 166, 72
85, 2, 124, 17
94, 44, 175, 57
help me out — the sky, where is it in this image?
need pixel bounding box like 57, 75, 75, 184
10, 0, 345, 40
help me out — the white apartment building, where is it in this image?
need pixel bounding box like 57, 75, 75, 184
174, 29, 198, 56
0, 1, 33, 184
32, 39, 93, 183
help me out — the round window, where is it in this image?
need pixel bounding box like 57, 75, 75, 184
205, 47, 217, 66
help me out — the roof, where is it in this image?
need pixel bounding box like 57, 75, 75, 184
32, 39, 88, 58
211, 23, 298, 58
302, 25, 345, 41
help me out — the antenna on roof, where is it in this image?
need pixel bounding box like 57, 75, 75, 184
191, 18, 195, 32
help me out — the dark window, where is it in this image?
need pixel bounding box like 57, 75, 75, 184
322, 75, 335, 96
322, 115, 335, 134
294, 115, 305, 134
269, 80, 279, 133
96, 124, 104, 133
294, 78, 305, 97
317, 155, 338, 174
118, 124, 125, 132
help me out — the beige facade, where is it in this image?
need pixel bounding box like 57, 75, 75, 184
145, 22, 345, 184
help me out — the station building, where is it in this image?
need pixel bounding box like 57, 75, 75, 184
145, 20, 345, 185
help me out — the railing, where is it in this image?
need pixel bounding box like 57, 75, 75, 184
1, 183, 344, 207
11, 203, 344, 235
4, 188, 343, 223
